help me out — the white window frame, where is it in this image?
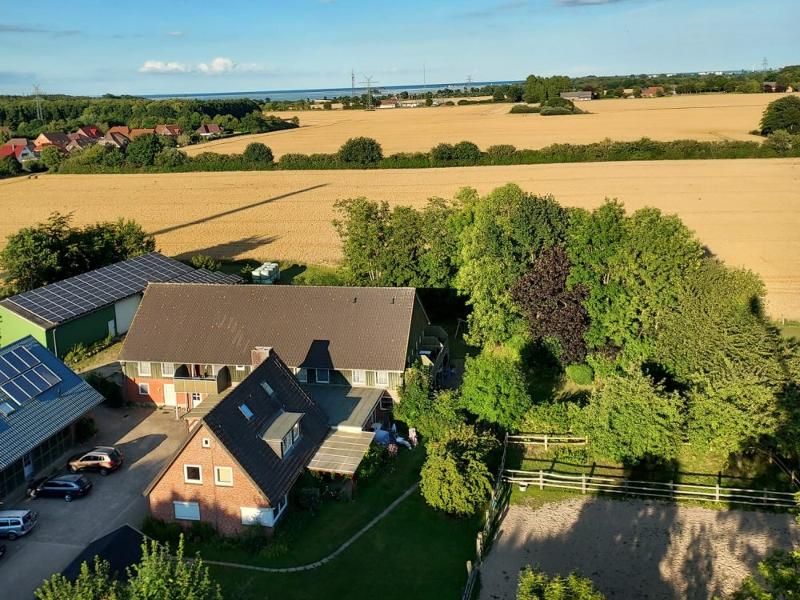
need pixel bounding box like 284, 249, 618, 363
376, 371, 389, 386
201, 437, 211, 448
235, 365, 246, 372
183, 464, 203, 485
138, 383, 150, 396
281, 421, 301, 457
316, 368, 330, 384
173, 501, 200, 521
352, 369, 366, 385
296, 368, 308, 383
161, 362, 175, 378
214, 466, 234, 487
138, 362, 151, 377
275, 494, 288, 520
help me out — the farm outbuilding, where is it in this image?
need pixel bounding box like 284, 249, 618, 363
0, 252, 241, 357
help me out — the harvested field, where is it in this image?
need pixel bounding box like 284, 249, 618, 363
1, 158, 798, 319
183, 93, 795, 158
480, 499, 800, 600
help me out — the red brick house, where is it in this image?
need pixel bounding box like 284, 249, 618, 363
75, 125, 103, 140
145, 348, 329, 534
196, 123, 224, 138
641, 86, 665, 98
33, 132, 70, 152
107, 125, 131, 138
155, 124, 182, 137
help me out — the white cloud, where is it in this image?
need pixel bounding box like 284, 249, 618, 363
197, 57, 235, 74
166, 31, 184, 37
139, 57, 264, 76
138, 60, 189, 73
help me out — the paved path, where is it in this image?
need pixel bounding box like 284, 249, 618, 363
205, 482, 420, 573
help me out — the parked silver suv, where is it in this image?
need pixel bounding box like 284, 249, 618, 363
0, 509, 39, 540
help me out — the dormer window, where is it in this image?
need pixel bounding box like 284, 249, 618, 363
282, 421, 301, 456
261, 411, 303, 459
239, 403, 254, 420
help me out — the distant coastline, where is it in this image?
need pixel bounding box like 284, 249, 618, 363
144, 80, 524, 102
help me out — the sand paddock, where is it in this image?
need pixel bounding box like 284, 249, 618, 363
183, 93, 796, 158
480, 499, 799, 600
1, 158, 797, 319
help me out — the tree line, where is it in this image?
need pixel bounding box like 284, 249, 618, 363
0, 95, 295, 139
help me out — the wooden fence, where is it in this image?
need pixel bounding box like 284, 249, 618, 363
507, 433, 587, 450
462, 434, 510, 600
504, 468, 798, 509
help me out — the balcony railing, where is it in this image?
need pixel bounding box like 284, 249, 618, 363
173, 364, 231, 395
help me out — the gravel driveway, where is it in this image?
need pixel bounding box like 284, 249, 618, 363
0, 406, 186, 600
480, 497, 800, 600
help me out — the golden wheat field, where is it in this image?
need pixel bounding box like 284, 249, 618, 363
1, 158, 799, 319
183, 93, 795, 158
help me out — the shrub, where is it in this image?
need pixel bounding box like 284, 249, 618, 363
141, 516, 183, 546
126, 133, 164, 167
430, 143, 456, 161
355, 444, 388, 480
64, 343, 89, 367
565, 363, 594, 386
517, 566, 605, 600
338, 136, 383, 165
509, 104, 540, 114
188, 521, 218, 544
190, 254, 221, 271
297, 486, 322, 512
540, 106, 575, 116
154, 147, 188, 168
0, 155, 22, 177
75, 416, 97, 443
487, 144, 517, 158
39, 146, 63, 170
85, 373, 124, 408
764, 130, 796, 153
760, 95, 800, 134
243, 142, 274, 164
461, 350, 532, 431
453, 141, 481, 161
234, 524, 269, 553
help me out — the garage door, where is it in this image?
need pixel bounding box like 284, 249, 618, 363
173, 501, 200, 521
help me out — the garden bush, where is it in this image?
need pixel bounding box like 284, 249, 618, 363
355, 444, 388, 480
190, 254, 221, 271
140, 516, 183, 546
75, 416, 97, 443
565, 363, 594, 386
760, 95, 800, 134
540, 106, 576, 116
154, 147, 188, 168
0, 155, 22, 177
338, 136, 383, 165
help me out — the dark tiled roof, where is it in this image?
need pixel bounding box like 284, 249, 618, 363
202, 350, 328, 504
119, 284, 421, 371
61, 524, 144, 582
0, 337, 105, 473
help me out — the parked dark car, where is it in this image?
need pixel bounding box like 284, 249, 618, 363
27, 474, 92, 502
67, 446, 124, 476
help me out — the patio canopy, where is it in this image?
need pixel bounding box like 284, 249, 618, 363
308, 429, 375, 476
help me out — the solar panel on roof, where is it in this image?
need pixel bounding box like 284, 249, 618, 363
0, 345, 62, 406
1, 381, 26, 404
3, 352, 27, 372
4, 252, 196, 325
15, 347, 38, 368
33, 365, 60, 387
0, 359, 18, 382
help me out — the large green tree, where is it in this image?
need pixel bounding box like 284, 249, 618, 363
760, 95, 800, 134
461, 349, 532, 431
420, 423, 496, 516
456, 184, 568, 345
581, 372, 684, 463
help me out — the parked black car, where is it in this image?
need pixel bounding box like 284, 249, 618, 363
27, 474, 93, 502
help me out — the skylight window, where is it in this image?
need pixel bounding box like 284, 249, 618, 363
0, 401, 16, 417
239, 403, 254, 420
260, 381, 275, 396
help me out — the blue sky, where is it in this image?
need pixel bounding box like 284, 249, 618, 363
1, 0, 797, 96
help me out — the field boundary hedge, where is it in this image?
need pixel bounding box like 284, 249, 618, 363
53, 136, 800, 175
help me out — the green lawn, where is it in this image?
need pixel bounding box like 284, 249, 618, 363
208, 493, 478, 600
189, 447, 426, 568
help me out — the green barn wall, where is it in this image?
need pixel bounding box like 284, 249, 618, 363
0, 306, 48, 349
52, 306, 116, 357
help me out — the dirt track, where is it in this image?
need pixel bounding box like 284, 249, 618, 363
184, 93, 794, 158
480, 499, 799, 600
1, 158, 798, 319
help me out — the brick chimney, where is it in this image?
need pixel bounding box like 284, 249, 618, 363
251, 346, 272, 367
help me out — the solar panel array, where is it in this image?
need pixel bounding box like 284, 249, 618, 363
4, 253, 195, 325
0, 346, 62, 415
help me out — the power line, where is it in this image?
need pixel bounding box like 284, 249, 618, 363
465, 75, 473, 89
351, 69, 355, 99
359, 75, 378, 110
32, 84, 43, 121
761, 57, 769, 72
